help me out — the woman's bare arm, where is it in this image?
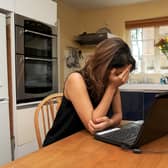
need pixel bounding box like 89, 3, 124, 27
87, 89, 122, 133
111, 89, 123, 126
64, 72, 116, 132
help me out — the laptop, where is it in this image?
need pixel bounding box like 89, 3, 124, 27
95, 92, 168, 149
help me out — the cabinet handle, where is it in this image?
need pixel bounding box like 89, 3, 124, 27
0, 98, 8, 101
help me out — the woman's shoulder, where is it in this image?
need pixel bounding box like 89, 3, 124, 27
66, 71, 84, 83
64, 71, 88, 100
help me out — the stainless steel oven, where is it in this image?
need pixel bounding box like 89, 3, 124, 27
15, 14, 58, 104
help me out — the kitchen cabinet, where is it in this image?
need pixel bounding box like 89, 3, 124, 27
0, 16, 8, 98
15, 0, 57, 25
0, 101, 12, 165
120, 91, 158, 120
143, 92, 156, 119
0, 0, 57, 25
0, 0, 14, 12
0, 13, 12, 165
14, 105, 38, 159
121, 91, 143, 120
9, 0, 57, 159
8, 1, 57, 159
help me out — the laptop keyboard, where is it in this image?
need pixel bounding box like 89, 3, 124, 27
102, 125, 141, 145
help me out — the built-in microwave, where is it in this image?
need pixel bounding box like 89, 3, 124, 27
15, 14, 58, 104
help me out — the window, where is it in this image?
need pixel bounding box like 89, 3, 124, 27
126, 17, 168, 75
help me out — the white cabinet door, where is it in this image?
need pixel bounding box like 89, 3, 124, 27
0, 13, 11, 166
15, 0, 57, 25
16, 106, 36, 146
0, 13, 8, 98
0, 100, 12, 165
14, 106, 38, 159
0, 0, 14, 11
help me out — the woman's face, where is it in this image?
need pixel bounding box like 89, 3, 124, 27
115, 65, 129, 75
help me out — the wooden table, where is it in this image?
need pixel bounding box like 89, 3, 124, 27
1, 130, 168, 168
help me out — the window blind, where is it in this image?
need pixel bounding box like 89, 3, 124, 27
125, 16, 168, 29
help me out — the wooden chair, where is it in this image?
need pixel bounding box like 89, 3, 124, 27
34, 93, 63, 148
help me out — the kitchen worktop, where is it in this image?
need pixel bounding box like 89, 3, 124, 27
119, 83, 168, 92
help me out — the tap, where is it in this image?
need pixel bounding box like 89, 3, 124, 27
160, 75, 168, 84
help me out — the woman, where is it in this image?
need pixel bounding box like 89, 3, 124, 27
43, 37, 136, 146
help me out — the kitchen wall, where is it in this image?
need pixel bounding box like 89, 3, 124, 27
79, 0, 168, 38
58, 0, 168, 88
58, 1, 82, 87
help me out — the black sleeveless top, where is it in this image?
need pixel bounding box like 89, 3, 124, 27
43, 71, 113, 146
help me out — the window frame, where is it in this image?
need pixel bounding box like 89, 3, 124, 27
125, 17, 168, 74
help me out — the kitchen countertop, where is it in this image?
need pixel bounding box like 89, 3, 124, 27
119, 83, 168, 92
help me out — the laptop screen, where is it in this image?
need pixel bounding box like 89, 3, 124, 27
134, 92, 168, 147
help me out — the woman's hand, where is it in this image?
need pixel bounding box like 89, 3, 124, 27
109, 65, 132, 88
88, 116, 112, 134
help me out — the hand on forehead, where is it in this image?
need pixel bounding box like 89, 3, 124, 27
115, 64, 131, 75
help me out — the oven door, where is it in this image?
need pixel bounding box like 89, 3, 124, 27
24, 29, 56, 59
16, 55, 58, 104
25, 57, 53, 93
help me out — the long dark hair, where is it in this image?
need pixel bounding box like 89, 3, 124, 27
81, 37, 136, 102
